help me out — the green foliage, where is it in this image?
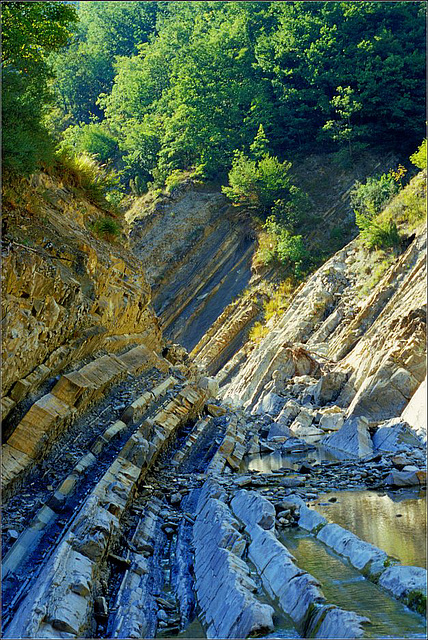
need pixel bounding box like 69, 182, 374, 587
60, 122, 119, 164
351, 170, 404, 250
222, 144, 306, 226
405, 590, 427, 616
356, 216, 401, 251
91, 216, 121, 241
264, 216, 310, 277
47, 1, 425, 186
249, 321, 269, 343
250, 124, 270, 160
351, 173, 400, 220
2, 1, 77, 174
55, 149, 120, 207
357, 257, 394, 297
410, 139, 427, 170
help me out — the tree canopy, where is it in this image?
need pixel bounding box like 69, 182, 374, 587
2, 1, 78, 173
4, 1, 426, 183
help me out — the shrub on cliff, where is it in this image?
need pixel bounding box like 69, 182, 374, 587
222, 147, 308, 229
410, 139, 427, 170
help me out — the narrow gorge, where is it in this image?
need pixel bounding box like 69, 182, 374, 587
1, 161, 426, 640
2, 2, 426, 638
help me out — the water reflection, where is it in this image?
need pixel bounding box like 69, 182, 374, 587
312, 490, 427, 568
282, 528, 426, 639
242, 445, 347, 473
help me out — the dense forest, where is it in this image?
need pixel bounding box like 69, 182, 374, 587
2, 1, 426, 274
3, 1, 426, 179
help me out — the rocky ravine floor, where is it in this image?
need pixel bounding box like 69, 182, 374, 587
2, 341, 426, 639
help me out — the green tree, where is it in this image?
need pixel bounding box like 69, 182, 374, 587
250, 124, 270, 160
321, 86, 365, 160
2, 1, 77, 173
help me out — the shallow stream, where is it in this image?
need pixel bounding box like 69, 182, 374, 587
311, 489, 427, 568
280, 528, 427, 639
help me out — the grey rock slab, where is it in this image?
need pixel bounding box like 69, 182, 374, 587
276, 400, 301, 425
378, 565, 427, 600
372, 418, 423, 453
384, 469, 422, 487
312, 371, 348, 405
231, 490, 276, 530
317, 523, 387, 575
253, 392, 287, 417
309, 605, 370, 639
247, 525, 295, 573
267, 422, 292, 440
298, 505, 328, 533
278, 572, 325, 629
322, 416, 373, 458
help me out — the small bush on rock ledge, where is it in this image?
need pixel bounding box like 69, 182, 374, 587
91, 217, 121, 241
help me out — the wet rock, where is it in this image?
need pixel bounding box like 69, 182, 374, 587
298, 506, 328, 533
308, 605, 370, 639
384, 469, 424, 488
194, 486, 274, 639
6, 528, 19, 542
94, 596, 108, 617
378, 565, 427, 608
259, 441, 275, 454
234, 476, 253, 488
317, 523, 388, 576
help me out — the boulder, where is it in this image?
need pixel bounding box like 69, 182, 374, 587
401, 377, 427, 443
267, 423, 292, 441
274, 399, 300, 426
319, 407, 345, 432
322, 416, 373, 458
384, 469, 424, 488
309, 605, 370, 639
372, 418, 422, 453
253, 392, 287, 417
198, 376, 219, 399
297, 506, 328, 533
378, 565, 427, 603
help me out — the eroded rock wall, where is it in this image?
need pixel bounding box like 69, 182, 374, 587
127, 182, 255, 352
2, 173, 162, 422
218, 175, 427, 438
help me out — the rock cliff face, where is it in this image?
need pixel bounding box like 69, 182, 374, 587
127, 182, 255, 353
2, 172, 162, 425
217, 173, 427, 450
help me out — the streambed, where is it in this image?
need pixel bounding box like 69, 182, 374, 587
310, 489, 427, 568
280, 528, 426, 639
